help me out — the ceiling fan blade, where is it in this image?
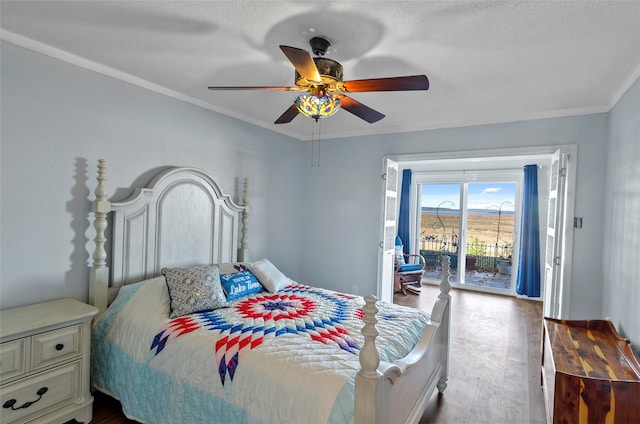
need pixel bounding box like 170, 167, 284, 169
207, 86, 299, 91
274, 104, 299, 124
341, 75, 429, 92
339, 96, 385, 123
279, 46, 322, 83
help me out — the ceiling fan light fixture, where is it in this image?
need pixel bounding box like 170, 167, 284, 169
208, 37, 429, 125
295, 92, 341, 120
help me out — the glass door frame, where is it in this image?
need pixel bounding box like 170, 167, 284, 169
411, 170, 524, 295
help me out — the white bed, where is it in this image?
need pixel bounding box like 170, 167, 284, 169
88, 160, 451, 424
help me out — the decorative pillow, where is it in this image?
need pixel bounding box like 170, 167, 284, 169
248, 258, 289, 293
395, 236, 405, 265
398, 263, 423, 273
162, 265, 228, 318
220, 270, 263, 301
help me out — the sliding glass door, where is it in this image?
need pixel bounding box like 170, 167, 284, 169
419, 183, 461, 284
416, 173, 521, 294
464, 182, 516, 291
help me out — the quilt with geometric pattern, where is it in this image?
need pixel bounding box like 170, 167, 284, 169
91, 275, 429, 424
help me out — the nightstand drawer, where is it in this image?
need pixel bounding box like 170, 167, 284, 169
0, 339, 28, 382
1, 299, 97, 423
0, 361, 81, 424
31, 325, 81, 371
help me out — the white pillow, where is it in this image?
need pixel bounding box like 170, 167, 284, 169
249, 258, 289, 292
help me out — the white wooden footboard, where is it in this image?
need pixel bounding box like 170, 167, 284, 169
355, 255, 451, 424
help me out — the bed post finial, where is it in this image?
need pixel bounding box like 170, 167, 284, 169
358, 295, 380, 376
238, 178, 250, 262
435, 253, 452, 393
89, 159, 111, 315
354, 295, 381, 423
439, 254, 452, 298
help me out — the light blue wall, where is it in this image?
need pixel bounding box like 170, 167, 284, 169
604, 76, 640, 349
300, 115, 609, 320
0, 41, 305, 309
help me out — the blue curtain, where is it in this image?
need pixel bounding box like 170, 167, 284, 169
398, 169, 412, 255
516, 165, 541, 297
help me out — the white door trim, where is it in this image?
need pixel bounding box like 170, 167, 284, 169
377, 158, 399, 303
382, 144, 577, 317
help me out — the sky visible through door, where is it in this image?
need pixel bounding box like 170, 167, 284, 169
421, 183, 516, 211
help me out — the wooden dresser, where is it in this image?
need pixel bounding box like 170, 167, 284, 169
0, 299, 98, 424
541, 318, 640, 424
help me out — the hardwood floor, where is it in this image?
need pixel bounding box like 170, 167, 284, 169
91, 392, 137, 424
91, 286, 545, 423
398, 285, 546, 424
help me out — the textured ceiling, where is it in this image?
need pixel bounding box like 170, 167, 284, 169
2, 1, 640, 140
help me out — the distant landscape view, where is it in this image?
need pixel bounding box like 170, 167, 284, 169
420, 207, 515, 250
419, 182, 516, 275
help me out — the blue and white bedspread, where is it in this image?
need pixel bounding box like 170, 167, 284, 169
91, 277, 430, 424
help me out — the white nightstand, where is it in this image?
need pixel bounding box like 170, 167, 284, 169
0, 299, 98, 424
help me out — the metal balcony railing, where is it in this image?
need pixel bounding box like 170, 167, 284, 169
419, 239, 513, 271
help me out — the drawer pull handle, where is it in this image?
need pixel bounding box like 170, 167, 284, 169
55, 343, 64, 351
3, 387, 48, 410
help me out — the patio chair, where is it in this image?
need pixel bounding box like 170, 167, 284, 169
394, 253, 425, 295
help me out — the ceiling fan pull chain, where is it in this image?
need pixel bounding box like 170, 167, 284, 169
317, 121, 321, 167
308, 118, 323, 167
310, 123, 316, 167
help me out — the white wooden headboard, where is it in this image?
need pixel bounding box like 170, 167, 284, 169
89, 160, 249, 314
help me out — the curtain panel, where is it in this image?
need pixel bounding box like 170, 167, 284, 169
398, 169, 412, 255
516, 165, 541, 297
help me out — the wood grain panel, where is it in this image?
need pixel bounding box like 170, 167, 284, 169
542, 318, 640, 424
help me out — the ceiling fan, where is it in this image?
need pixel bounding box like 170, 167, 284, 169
207, 37, 429, 124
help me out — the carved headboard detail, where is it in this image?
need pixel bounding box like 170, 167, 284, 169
89, 160, 248, 315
